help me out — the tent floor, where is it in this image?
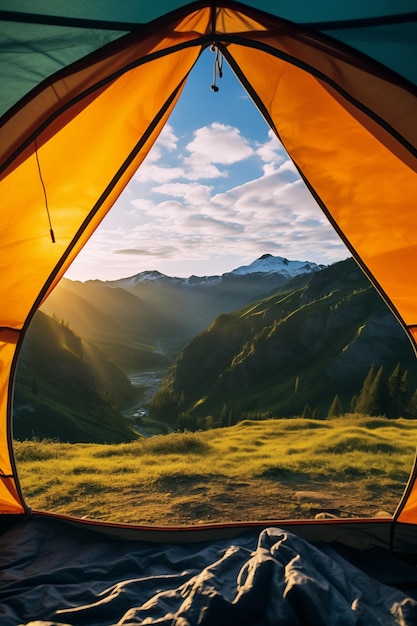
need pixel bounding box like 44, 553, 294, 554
1, 514, 417, 625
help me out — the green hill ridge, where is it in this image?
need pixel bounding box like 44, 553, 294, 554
150, 259, 417, 428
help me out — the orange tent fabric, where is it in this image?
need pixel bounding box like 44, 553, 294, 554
1, 2, 417, 531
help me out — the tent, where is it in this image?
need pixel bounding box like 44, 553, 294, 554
1, 1, 417, 623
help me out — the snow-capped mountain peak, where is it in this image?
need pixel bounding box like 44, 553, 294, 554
228, 254, 326, 278
102, 254, 326, 290
104, 270, 167, 289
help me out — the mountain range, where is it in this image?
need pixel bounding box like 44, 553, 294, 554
40, 254, 325, 371
14, 254, 417, 441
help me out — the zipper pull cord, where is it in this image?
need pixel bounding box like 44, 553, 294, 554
35, 139, 55, 243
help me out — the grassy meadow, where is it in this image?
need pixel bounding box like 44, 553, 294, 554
14, 415, 417, 525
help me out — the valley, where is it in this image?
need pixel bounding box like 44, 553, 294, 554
14, 254, 417, 443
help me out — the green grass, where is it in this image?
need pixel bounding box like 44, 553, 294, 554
14, 415, 417, 525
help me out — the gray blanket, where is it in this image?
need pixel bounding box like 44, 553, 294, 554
0, 519, 416, 625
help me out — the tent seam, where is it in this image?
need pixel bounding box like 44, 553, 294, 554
216, 34, 417, 160
0, 1, 213, 127
3, 3, 416, 173
0, 36, 214, 176
3, 30, 416, 178
302, 11, 417, 31
0, 9, 139, 31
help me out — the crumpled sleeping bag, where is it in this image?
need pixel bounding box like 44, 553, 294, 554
0, 520, 416, 625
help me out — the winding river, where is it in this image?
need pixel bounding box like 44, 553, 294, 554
123, 369, 169, 434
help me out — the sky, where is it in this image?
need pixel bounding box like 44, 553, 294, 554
65, 48, 350, 282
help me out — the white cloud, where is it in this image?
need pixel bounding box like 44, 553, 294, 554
133, 163, 185, 183
113, 245, 177, 258
142, 199, 186, 218
134, 122, 252, 183
180, 157, 227, 181
153, 182, 212, 205
256, 129, 286, 173
133, 124, 182, 182
185, 213, 244, 233
66, 123, 348, 281
129, 198, 154, 212
180, 122, 255, 180
137, 124, 178, 166
156, 123, 178, 151
185, 122, 254, 165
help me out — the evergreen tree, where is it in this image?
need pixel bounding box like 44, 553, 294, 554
350, 394, 358, 413
228, 408, 237, 427
327, 394, 343, 417
383, 362, 411, 417
302, 404, 311, 418
387, 362, 403, 417
355, 364, 377, 415
355, 363, 413, 418
407, 389, 417, 418
220, 404, 229, 427
400, 369, 411, 416
367, 366, 387, 416
408, 389, 417, 418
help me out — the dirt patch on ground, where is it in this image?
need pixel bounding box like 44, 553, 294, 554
60, 476, 400, 525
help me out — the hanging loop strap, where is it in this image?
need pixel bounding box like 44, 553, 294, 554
210, 44, 223, 92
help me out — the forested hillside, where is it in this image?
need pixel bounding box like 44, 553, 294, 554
150, 259, 417, 429
14, 311, 138, 443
